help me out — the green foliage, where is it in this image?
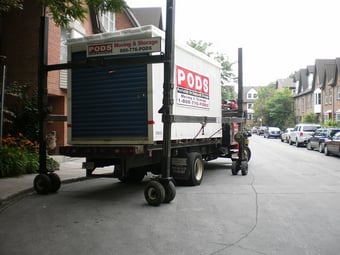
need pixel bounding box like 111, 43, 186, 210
3, 82, 39, 142
253, 84, 276, 124
1, 0, 125, 28
187, 40, 213, 56
187, 39, 236, 100
39, 0, 126, 27
0, 0, 23, 12
222, 85, 237, 100
0, 134, 59, 177
323, 119, 339, 127
254, 85, 295, 129
302, 112, 319, 124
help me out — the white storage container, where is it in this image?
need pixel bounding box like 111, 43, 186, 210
67, 25, 222, 145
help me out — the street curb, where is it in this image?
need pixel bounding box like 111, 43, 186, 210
0, 176, 88, 209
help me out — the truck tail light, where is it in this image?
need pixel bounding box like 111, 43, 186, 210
299, 132, 303, 137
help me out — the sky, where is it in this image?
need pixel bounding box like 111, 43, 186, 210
125, 0, 340, 86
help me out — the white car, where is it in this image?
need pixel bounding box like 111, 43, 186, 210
281, 128, 294, 143
289, 123, 321, 147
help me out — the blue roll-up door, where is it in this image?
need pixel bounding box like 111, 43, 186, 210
71, 51, 148, 139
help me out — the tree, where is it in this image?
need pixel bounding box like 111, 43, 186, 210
187, 39, 237, 100
0, 0, 23, 12
303, 112, 319, 124
264, 88, 295, 129
253, 84, 276, 125
1, 0, 126, 27
254, 84, 295, 129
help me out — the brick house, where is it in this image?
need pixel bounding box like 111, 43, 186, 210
0, 1, 163, 152
293, 67, 313, 123
291, 58, 340, 124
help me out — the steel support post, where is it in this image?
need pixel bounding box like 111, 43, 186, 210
237, 48, 245, 161
37, 16, 49, 173
160, 0, 175, 180
0, 56, 6, 146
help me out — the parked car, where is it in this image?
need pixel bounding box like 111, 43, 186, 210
306, 127, 340, 152
289, 123, 321, 147
324, 131, 340, 157
281, 128, 294, 143
257, 126, 267, 136
251, 126, 258, 134
264, 127, 281, 139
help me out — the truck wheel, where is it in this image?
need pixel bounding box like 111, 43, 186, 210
241, 161, 248, 176
48, 172, 61, 193
34, 174, 51, 195
144, 181, 165, 206
119, 168, 145, 183
244, 146, 251, 162
128, 168, 146, 183
289, 138, 293, 145
163, 181, 176, 203
231, 161, 239, 175
187, 152, 204, 186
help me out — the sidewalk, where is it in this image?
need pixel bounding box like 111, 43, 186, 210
0, 157, 87, 206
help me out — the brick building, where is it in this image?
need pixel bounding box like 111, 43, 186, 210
0, 1, 163, 152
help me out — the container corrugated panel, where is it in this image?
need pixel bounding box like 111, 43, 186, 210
71, 51, 148, 139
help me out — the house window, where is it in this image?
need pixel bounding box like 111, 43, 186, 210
301, 98, 305, 113
329, 89, 333, 104
248, 103, 253, 109
253, 93, 257, 98
101, 11, 115, 32
324, 91, 328, 105
315, 92, 321, 105
247, 93, 252, 99
247, 113, 253, 120
336, 113, 340, 122
337, 87, 340, 100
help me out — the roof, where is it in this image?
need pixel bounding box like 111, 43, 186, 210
130, 7, 163, 30
293, 68, 313, 97
89, 6, 164, 34
314, 59, 335, 88
276, 78, 295, 90
325, 61, 336, 86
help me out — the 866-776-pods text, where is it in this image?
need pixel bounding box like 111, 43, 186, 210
120, 46, 152, 53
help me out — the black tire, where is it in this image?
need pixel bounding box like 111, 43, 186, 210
319, 143, 324, 153
34, 174, 51, 195
144, 181, 165, 206
127, 168, 146, 183
231, 161, 239, 175
119, 168, 145, 183
324, 145, 330, 156
295, 140, 300, 147
187, 152, 204, 186
306, 142, 312, 150
163, 181, 176, 203
244, 146, 251, 162
241, 161, 248, 176
48, 172, 61, 193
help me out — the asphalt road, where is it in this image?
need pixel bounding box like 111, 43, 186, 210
1, 135, 340, 255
